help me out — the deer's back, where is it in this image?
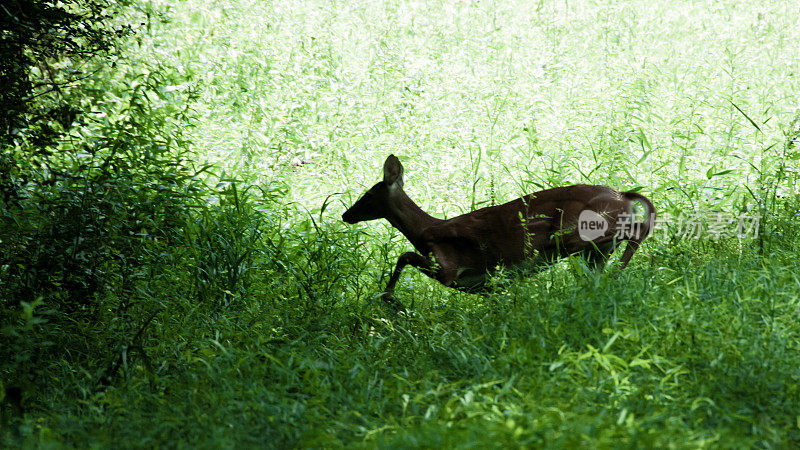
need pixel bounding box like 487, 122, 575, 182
419, 184, 627, 272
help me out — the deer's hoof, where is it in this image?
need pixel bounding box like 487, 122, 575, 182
380, 292, 406, 313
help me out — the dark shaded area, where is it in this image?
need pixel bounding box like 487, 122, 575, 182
1, 0, 126, 148
0, 0, 204, 430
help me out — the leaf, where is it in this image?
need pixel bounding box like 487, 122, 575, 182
730, 101, 762, 134
706, 167, 736, 179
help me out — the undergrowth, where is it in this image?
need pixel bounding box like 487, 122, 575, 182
3, 0, 800, 448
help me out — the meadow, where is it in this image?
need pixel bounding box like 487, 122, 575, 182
2, 0, 800, 447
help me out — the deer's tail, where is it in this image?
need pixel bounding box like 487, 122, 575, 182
617, 191, 656, 269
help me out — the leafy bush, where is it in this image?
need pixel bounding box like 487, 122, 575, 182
0, 0, 205, 428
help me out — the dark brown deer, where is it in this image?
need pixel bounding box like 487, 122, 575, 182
342, 155, 655, 309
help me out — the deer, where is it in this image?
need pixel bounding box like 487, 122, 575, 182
342, 155, 655, 310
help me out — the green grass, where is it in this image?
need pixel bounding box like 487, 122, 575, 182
4, 0, 800, 447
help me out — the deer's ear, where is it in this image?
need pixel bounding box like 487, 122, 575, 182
383, 154, 404, 188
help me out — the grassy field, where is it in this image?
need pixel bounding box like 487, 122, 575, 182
4, 0, 800, 447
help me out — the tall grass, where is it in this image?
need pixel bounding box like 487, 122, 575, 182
3, 0, 800, 447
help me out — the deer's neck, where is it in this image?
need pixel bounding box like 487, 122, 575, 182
386, 189, 441, 251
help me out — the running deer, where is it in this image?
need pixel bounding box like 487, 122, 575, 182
342, 155, 655, 310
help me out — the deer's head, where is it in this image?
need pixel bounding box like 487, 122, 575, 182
342, 154, 404, 224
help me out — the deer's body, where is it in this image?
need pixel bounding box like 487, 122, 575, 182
343, 155, 655, 308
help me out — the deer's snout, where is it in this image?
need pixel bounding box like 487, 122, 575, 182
342, 210, 357, 224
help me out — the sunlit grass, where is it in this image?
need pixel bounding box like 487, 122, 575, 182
167, 0, 800, 215
9, 0, 800, 447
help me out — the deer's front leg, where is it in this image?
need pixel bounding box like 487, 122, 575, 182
381, 252, 439, 310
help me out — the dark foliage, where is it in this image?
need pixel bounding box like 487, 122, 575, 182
0, 0, 202, 423
1, 0, 128, 147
